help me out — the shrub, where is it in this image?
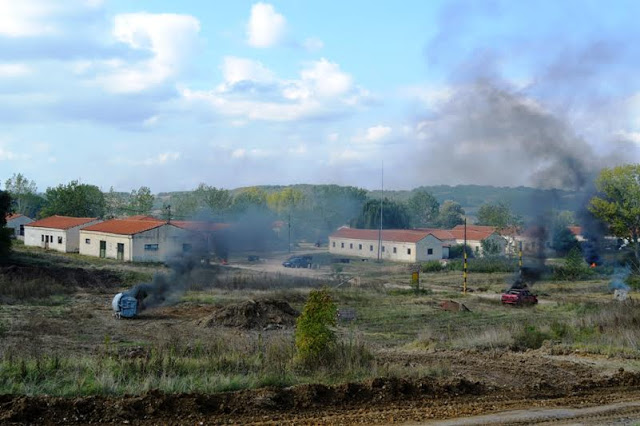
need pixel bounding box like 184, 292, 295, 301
448, 244, 474, 259
295, 288, 337, 366
447, 257, 518, 273
511, 325, 549, 351
552, 247, 594, 280
421, 260, 444, 273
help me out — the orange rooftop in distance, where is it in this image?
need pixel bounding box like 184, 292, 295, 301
82, 219, 167, 235
27, 215, 98, 230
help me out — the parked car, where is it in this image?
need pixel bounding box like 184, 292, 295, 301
282, 255, 312, 268
501, 288, 538, 306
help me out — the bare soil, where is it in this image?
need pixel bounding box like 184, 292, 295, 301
198, 299, 299, 330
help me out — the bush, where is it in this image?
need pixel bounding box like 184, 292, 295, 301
511, 325, 549, 351
421, 260, 444, 273
448, 244, 474, 259
295, 288, 337, 366
447, 257, 518, 273
552, 247, 594, 280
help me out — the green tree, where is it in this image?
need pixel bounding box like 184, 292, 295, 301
295, 288, 337, 365
476, 201, 521, 228
352, 198, 410, 229
480, 238, 502, 256
195, 183, 232, 219
551, 225, 580, 256
40, 180, 105, 218
4, 173, 41, 217
128, 186, 155, 215
0, 190, 11, 262
267, 187, 306, 214
407, 190, 440, 227
230, 187, 268, 215
438, 200, 465, 229
104, 186, 126, 218
589, 164, 640, 263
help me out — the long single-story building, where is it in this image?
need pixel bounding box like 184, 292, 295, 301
449, 225, 508, 256
329, 228, 448, 262
79, 219, 194, 262
5, 213, 33, 240
24, 216, 102, 252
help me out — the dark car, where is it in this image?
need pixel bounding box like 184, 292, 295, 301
282, 256, 312, 268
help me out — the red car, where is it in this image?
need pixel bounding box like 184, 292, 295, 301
501, 288, 538, 305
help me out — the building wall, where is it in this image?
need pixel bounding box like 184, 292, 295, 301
328, 234, 444, 263
79, 231, 133, 261
24, 220, 101, 253
6, 216, 33, 240
131, 225, 191, 262
24, 227, 69, 253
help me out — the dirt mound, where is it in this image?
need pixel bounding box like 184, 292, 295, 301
439, 300, 470, 312
0, 264, 122, 289
200, 299, 299, 330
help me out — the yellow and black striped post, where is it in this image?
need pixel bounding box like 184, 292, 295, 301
518, 241, 523, 275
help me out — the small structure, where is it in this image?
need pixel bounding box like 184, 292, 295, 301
24, 216, 102, 253
329, 228, 446, 262
79, 219, 193, 262
5, 213, 33, 240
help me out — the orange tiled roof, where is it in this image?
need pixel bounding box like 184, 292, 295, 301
26, 215, 98, 230
330, 228, 441, 243
568, 226, 582, 236
127, 215, 163, 221
414, 228, 456, 241
449, 225, 497, 241
172, 221, 231, 232
82, 219, 166, 235
6, 213, 24, 221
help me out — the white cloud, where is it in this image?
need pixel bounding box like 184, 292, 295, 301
0, 63, 32, 77
302, 37, 324, 51
615, 130, 640, 144
329, 148, 366, 165
246, 2, 286, 48
0, 0, 59, 37
231, 148, 246, 159
94, 13, 200, 93
115, 151, 181, 166
352, 125, 392, 143
220, 56, 274, 86
230, 147, 272, 159
182, 57, 365, 122
288, 144, 307, 155
327, 132, 339, 142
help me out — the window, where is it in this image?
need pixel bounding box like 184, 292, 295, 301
341, 242, 344, 248
85, 238, 91, 244
144, 244, 159, 251
407, 248, 412, 255
349, 243, 353, 249
50, 235, 53, 242
358, 244, 362, 250
58, 236, 63, 244
41, 235, 44, 242
370, 245, 374, 251
427, 248, 433, 255
19, 225, 24, 236
382, 246, 385, 252
182, 243, 192, 253
332, 242, 335, 247
393, 247, 397, 254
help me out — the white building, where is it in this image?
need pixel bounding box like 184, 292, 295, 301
329, 228, 448, 263
449, 225, 508, 256
79, 219, 193, 262
5, 213, 33, 240
24, 216, 102, 252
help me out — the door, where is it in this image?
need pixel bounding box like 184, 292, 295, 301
99, 241, 106, 258
117, 243, 124, 261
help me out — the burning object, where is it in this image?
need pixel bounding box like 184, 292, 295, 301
501, 288, 538, 306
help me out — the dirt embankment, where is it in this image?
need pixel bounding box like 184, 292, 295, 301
0, 264, 123, 289
2, 370, 640, 425
199, 299, 299, 330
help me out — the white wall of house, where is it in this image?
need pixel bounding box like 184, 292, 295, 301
454, 233, 507, 257
24, 220, 101, 253
6, 216, 33, 240
131, 225, 191, 262
79, 231, 133, 261
329, 234, 443, 263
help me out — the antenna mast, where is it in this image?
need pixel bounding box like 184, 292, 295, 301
377, 161, 383, 262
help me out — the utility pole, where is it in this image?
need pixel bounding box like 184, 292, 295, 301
288, 212, 291, 253
518, 240, 523, 275
377, 162, 383, 262
165, 204, 172, 224
463, 217, 467, 294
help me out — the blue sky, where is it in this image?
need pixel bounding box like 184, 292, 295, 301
1, 0, 639, 193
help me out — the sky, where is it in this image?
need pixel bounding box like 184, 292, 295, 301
1, 0, 640, 193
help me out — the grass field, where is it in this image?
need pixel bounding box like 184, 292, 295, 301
1, 242, 639, 398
